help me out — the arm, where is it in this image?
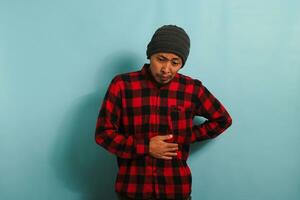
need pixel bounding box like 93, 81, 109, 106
95, 76, 148, 159
190, 80, 233, 143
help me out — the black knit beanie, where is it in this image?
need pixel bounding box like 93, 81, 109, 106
146, 25, 190, 67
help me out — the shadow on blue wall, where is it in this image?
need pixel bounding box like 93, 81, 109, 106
50, 51, 143, 200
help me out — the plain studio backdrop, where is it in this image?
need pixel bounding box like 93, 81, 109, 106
0, 1, 299, 200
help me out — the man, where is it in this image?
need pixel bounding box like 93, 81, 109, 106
95, 25, 232, 200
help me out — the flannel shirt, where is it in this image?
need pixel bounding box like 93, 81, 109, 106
95, 63, 232, 199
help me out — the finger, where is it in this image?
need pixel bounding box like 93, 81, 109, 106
165, 143, 178, 148
164, 147, 178, 152
160, 156, 173, 160
158, 134, 173, 141
164, 152, 177, 157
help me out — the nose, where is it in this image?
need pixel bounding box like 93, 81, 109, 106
161, 62, 171, 74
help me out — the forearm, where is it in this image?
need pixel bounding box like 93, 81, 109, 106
191, 112, 232, 142
95, 127, 149, 159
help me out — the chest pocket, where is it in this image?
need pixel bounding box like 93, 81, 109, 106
168, 105, 194, 144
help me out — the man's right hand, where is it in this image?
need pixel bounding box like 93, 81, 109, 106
149, 135, 178, 160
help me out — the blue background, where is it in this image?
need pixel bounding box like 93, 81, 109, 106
1, 1, 299, 199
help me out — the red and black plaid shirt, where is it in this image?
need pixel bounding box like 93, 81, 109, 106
95, 63, 232, 199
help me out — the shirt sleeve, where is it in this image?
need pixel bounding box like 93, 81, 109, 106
190, 80, 233, 143
94, 76, 149, 159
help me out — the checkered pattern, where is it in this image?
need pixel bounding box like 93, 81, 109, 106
95, 64, 232, 199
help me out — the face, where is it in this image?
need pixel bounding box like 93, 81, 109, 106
149, 52, 183, 84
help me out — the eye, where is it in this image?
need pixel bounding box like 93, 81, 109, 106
157, 57, 165, 62
172, 61, 180, 66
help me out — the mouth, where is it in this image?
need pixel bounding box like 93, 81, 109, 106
160, 76, 170, 81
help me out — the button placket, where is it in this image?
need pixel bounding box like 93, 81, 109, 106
156, 90, 160, 106
152, 89, 160, 196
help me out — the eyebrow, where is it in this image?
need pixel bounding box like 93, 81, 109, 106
158, 55, 180, 60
